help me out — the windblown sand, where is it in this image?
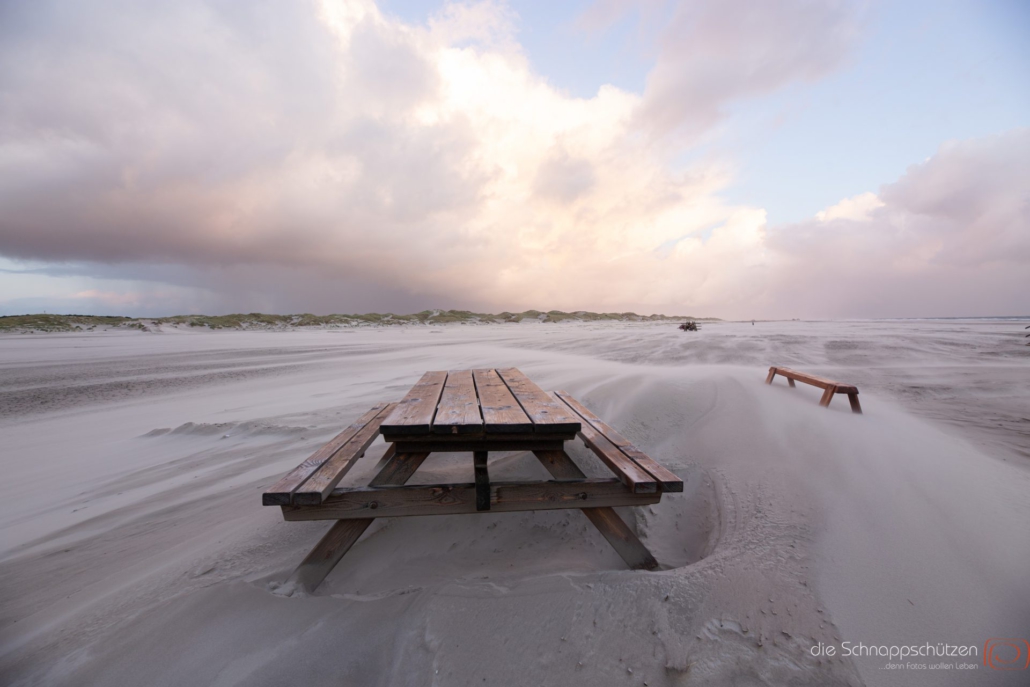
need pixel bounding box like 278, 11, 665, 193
1, 321, 1027, 686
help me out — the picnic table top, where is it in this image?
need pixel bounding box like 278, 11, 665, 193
379, 368, 582, 437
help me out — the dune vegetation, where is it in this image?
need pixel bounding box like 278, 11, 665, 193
0, 310, 718, 333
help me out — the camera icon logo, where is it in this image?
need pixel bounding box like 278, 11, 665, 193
984, 638, 1030, 670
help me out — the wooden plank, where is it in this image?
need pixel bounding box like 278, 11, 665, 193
474, 451, 490, 511
283, 451, 430, 592
372, 442, 397, 471
554, 392, 683, 493
392, 439, 566, 453
847, 392, 863, 414
771, 366, 833, 389
433, 370, 483, 434
544, 394, 656, 493
281, 478, 660, 521
533, 450, 659, 571
472, 369, 533, 433
383, 432, 573, 444
580, 506, 660, 571
765, 367, 777, 384
379, 371, 447, 435
293, 403, 398, 505
570, 424, 657, 494
771, 367, 858, 393
496, 368, 581, 433
262, 403, 389, 506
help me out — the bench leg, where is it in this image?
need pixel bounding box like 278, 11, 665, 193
765, 368, 777, 384
787, 378, 796, 388
818, 386, 836, 407
474, 450, 490, 511
284, 450, 429, 593
533, 450, 658, 571
848, 393, 863, 414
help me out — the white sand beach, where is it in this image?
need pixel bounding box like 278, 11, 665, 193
1, 320, 1028, 686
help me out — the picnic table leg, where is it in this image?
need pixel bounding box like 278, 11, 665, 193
533, 450, 659, 571
284, 450, 430, 592
847, 392, 863, 414
474, 450, 490, 511
818, 386, 836, 407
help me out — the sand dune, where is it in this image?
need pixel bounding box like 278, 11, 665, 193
1, 320, 1027, 686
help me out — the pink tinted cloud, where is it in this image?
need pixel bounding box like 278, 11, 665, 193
0, 1, 1023, 319
764, 129, 1030, 317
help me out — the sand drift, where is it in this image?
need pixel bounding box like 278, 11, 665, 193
0, 320, 1027, 686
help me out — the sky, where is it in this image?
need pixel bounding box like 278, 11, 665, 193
0, 0, 1027, 319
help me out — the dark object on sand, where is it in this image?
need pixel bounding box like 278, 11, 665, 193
264, 368, 683, 592
679, 321, 700, 331
766, 366, 862, 414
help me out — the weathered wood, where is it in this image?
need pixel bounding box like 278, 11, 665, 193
273, 368, 679, 590
474, 450, 490, 511
368, 451, 430, 486
769, 367, 858, 394
533, 450, 659, 571
372, 442, 397, 471
574, 426, 657, 493
554, 411, 657, 494
496, 368, 581, 433
768, 366, 862, 413
382, 432, 574, 444
391, 439, 566, 453
433, 370, 483, 434
472, 369, 533, 433
285, 451, 430, 592
379, 371, 447, 435
580, 506, 659, 571
281, 478, 660, 520
554, 392, 683, 493
293, 403, 397, 505
847, 392, 863, 414
263, 403, 390, 506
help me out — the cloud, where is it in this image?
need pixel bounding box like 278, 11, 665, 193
573, 0, 866, 138
0, 0, 742, 314
814, 192, 883, 222
532, 150, 598, 204
0, 1, 1023, 319
765, 128, 1030, 317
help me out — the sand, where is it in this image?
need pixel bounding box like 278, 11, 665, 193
1, 320, 1028, 686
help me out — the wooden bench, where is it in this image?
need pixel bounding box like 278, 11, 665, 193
766, 366, 862, 413
263, 368, 682, 592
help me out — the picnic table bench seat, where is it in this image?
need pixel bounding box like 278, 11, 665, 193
262, 402, 399, 506
766, 366, 862, 413
263, 368, 683, 592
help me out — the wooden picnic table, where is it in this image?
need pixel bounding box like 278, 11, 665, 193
264, 368, 683, 591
